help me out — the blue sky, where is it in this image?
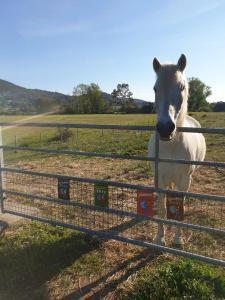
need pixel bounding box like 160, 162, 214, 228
0, 0, 225, 102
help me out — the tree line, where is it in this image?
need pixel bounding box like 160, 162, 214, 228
2, 77, 224, 115
59, 78, 225, 114
60, 82, 154, 114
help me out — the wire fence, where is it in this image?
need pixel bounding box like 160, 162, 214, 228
0, 122, 225, 267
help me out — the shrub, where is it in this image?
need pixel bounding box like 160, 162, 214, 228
50, 128, 74, 142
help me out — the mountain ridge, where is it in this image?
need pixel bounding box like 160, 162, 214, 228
0, 78, 149, 104
0, 78, 150, 114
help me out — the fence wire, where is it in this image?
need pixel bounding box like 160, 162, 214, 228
2, 169, 225, 264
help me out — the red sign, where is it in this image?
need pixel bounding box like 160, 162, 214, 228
137, 190, 155, 216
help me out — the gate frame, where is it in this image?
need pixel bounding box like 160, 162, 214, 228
0, 121, 225, 267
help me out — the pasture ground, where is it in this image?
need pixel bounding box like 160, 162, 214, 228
0, 113, 225, 299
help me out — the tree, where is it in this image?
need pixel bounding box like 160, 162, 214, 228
140, 102, 155, 113
212, 101, 225, 112
188, 78, 212, 112
72, 83, 105, 113
111, 83, 133, 108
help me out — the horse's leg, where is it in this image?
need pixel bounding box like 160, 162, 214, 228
153, 178, 167, 246
172, 175, 192, 248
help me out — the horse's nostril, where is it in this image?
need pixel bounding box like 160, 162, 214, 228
156, 122, 163, 132
168, 121, 175, 132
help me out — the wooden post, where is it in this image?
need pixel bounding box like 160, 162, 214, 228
40, 132, 42, 146
0, 126, 5, 213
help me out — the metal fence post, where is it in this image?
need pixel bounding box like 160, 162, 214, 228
0, 126, 5, 213
154, 131, 159, 191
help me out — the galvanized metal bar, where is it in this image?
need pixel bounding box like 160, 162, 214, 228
0, 127, 4, 213
4, 188, 225, 236
3, 208, 225, 267
2, 167, 225, 203
1, 145, 156, 162
154, 132, 159, 190
0, 122, 155, 131
178, 127, 225, 134
158, 157, 225, 168
2, 145, 225, 168
0, 121, 225, 134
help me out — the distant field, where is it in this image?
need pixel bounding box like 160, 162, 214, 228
1, 112, 225, 163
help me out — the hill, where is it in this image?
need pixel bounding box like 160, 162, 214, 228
0, 79, 71, 103
0, 79, 149, 114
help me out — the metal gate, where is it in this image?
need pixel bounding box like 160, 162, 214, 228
0, 121, 224, 267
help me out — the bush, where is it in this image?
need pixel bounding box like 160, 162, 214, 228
50, 128, 74, 142
119, 260, 225, 300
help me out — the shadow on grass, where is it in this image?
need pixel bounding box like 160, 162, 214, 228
63, 249, 159, 300
0, 218, 159, 300
0, 220, 8, 235
0, 223, 101, 300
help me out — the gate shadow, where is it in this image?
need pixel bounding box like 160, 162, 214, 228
63, 249, 158, 300
0, 220, 8, 235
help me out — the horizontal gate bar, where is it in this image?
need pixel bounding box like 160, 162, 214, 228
0, 121, 225, 134
2, 167, 225, 203
0, 122, 156, 130
4, 189, 225, 236
3, 208, 225, 267
2, 145, 225, 168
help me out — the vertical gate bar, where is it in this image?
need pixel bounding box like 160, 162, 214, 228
0, 126, 5, 213
154, 131, 159, 191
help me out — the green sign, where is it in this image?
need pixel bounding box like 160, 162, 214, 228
94, 184, 108, 207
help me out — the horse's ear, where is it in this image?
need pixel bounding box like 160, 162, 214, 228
177, 54, 187, 72
153, 57, 161, 73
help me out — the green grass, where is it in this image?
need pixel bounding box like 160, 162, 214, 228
118, 259, 225, 300
1, 114, 156, 164
1, 221, 225, 299
1, 112, 225, 165
0, 221, 102, 300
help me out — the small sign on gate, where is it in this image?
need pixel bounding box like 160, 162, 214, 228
166, 196, 184, 221
58, 178, 70, 200
94, 184, 108, 207
137, 190, 156, 216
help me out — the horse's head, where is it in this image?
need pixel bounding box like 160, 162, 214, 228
153, 54, 188, 141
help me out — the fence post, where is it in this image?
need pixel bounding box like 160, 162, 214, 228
154, 131, 159, 190
0, 126, 5, 213
14, 135, 17, 153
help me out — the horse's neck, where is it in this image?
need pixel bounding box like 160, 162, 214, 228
176, 99, 188, 128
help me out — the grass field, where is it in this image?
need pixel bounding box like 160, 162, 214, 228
1, 112, 225, 162
0, 113, 225, 300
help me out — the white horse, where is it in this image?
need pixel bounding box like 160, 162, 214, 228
148, 54, 206, 247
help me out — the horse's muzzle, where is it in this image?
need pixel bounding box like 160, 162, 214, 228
156, 121, 175, 141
